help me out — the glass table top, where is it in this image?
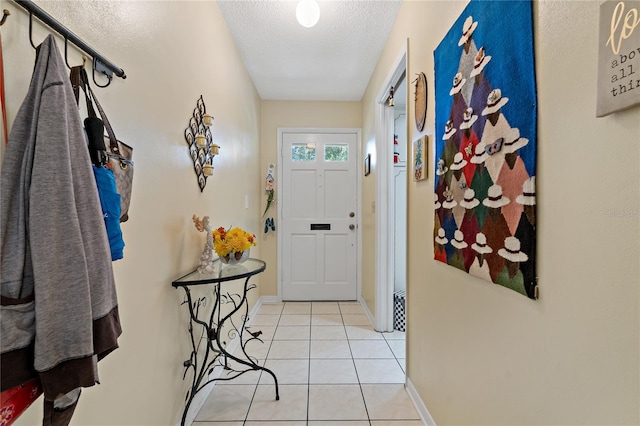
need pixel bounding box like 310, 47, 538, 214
171, 258, 266, 287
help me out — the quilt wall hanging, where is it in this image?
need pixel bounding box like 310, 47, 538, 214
433, 0, 538, 299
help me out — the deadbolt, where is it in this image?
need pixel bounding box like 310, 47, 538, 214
349, 212, 355, 218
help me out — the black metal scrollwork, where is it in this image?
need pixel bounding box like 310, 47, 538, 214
177, 276, 278, 426
184, 95, 216, 192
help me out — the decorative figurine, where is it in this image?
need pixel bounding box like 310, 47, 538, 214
192, 214, 216, 275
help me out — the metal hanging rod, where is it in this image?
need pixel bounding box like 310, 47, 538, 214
13, 0, 126, 80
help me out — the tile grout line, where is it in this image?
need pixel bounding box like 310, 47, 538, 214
341, 302, 373, 425
383, 330, 407, 374
243, 303, 284, 424
307, 302, 314, 424
210, 302, 409, 425
274, 301, 312, 424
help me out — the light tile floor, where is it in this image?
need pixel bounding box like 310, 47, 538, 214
193, 301, 422, 426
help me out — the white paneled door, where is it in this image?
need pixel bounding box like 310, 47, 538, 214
281, 131, 358, 301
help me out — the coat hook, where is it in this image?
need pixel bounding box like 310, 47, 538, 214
92, 57, 112, 88
0, 9, 10, 27
28, 11, 37, 49
64, 37, 72, 69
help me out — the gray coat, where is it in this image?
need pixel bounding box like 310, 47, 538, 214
1, 35, 121, 401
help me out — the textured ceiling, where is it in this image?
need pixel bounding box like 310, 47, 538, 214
217, 0, 402, 101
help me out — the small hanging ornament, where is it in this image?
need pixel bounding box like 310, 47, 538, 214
393, 134, 400, 164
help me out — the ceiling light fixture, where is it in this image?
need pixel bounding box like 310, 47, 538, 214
296, 0, 320, 28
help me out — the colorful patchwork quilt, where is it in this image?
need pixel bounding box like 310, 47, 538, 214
434, 0, 537, 299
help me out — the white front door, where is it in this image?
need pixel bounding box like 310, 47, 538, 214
281, 131, 359, 301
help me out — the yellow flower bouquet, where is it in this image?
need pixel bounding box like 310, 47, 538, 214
212, 226, 257, 264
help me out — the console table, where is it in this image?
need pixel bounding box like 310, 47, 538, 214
172, 258, 279, 426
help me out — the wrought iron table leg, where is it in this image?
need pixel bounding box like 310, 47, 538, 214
178, 275, 279, 426
214, 275, 279, 399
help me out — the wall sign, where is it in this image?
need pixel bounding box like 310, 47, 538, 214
597, 0, 640, 117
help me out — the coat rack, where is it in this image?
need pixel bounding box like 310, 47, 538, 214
12, 0, 126, 87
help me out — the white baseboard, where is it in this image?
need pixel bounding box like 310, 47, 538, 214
177, 296, 267, 426
360, 298, 433, 425
406, 377, 437, 426
359, 297, 376, 328
259, 295, 280, 304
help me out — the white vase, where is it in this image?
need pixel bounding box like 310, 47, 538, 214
219, 249, 250, 265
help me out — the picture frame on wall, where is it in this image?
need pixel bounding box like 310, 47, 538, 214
364, 154, 371, 176
596, 0, 640, 117
413, 135, 428, 181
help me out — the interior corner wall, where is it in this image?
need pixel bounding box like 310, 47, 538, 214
259, 100, 362, 298
362, 1, 640, 425
2, 1, 262, 424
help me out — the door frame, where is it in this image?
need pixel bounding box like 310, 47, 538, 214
277, 127, 363, 301
374, 40, 408, 332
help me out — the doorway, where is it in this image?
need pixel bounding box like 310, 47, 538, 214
392, 76, 408, 326
374, 42, 408, 333
278, 129, 361, 301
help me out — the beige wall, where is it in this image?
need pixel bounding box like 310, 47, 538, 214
259, 100, 362, 297
360, 103, 380, 314
362, 1, 640, 424
3, 1, 262, 424
4, 0, 639, 424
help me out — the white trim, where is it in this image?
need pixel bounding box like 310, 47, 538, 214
276, 127, 362, 302
359, 295, 376, 326
178, 297, 267, 426
259, 295, 280, 304
406, 377, 437, 426
276, 129, 284, 302
374, 104, 393, 332
374, 40, 408, 333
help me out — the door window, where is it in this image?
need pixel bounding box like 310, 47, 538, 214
324, 143, 349, 162
291, 143, 316, 161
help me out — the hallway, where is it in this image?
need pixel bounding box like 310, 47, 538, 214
193, 301, 422, 425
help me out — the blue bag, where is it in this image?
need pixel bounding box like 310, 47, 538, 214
93, 165, 124, 261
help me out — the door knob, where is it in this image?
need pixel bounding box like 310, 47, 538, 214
349, 224, 355, 230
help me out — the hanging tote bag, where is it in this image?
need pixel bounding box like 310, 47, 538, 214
71, 66, 134, 222
70, 66, 125, 260
92, 90, 134, 223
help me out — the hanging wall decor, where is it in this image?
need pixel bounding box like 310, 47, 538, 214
184, 96, 219, 192
414, 72, 428, 131
413, 135, 428, 181
433, 0, 538, 299
364, 154, 371, 176
596, 0, 640, 117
